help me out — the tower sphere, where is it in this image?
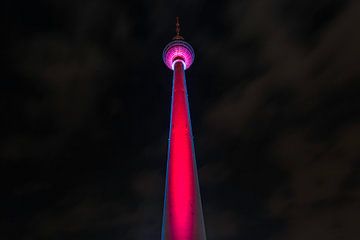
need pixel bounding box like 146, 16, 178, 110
163, 40, 195, 70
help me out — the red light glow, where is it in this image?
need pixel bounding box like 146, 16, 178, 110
162, 61, 205, 239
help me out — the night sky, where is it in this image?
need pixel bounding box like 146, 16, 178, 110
2, 0, 360, 239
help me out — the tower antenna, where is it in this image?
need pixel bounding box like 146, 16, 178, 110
173, 17, 184, 40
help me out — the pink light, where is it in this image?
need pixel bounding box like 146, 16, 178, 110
163, 40, 195, 70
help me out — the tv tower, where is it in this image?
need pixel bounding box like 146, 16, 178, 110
161, 17, 207, 240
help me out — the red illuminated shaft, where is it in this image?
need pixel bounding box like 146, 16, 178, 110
162, 61, 206, 240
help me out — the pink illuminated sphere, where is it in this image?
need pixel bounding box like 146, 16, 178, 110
163, 40, 195, 70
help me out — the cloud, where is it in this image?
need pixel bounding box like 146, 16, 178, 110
269, 122, 360, 239
2, 0, 359, 239
205, 209, 241, 239
22, 181, 163, 240
199, 0, 360, 239
205, 0, 360, 136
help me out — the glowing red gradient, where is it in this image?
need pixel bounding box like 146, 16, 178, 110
162, 61, 206, 240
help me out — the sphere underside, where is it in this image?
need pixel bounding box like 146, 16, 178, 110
163, 40, 195, 70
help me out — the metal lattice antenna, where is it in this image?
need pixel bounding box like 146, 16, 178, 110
173, 17, 184, 40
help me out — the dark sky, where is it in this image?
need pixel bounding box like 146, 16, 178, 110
2, 0, 360, 239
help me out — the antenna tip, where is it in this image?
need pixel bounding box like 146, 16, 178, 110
173, 16, 184, 40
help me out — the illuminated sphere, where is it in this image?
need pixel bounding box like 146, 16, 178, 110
163, 40, 195, 70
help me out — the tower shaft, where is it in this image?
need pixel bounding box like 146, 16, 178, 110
162, 61, 206, 240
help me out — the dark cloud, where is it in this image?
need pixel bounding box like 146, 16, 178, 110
201, 1, 360, 239
1, 0, 359, 239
